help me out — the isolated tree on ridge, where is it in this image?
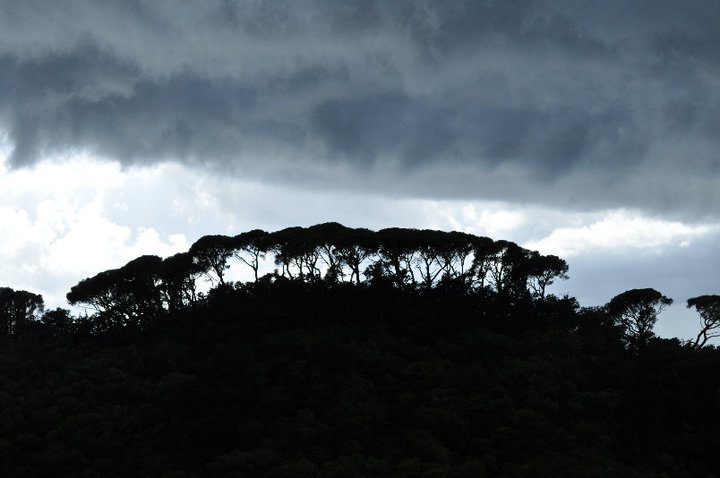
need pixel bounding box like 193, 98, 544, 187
607, 288, 673, 351
687, 295, 720, 349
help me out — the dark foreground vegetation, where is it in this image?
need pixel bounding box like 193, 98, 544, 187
1, 223, 719, 477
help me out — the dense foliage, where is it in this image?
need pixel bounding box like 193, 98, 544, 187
65, 223, 570, 320
0, 223, 718, 477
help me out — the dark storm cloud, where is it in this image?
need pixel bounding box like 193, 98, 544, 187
311, 92, 457, 165
1, 0, 719, 216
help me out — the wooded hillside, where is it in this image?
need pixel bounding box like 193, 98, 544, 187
0, 224, 718, 477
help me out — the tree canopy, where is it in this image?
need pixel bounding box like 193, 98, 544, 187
687, 294, 720, 348
0, 287, 44, 335
607, 288, 673, 350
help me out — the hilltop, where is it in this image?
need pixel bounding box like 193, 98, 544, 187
0, 223, 718, 477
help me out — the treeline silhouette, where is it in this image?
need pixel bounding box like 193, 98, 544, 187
61, 222, 569, 332
0, 223, 719, 477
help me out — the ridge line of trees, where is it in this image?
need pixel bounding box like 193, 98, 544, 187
0, 222, 716, 350
66, 223, 570, 321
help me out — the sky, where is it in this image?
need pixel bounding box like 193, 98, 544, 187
0, 0, 719, 340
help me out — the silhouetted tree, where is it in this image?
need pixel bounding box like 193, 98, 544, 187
415, 230, 445, 290
189, 235, 234, 285
67, 255, 163, 330
607, 288, 672, 350
526, 252, 569, 300
40, 308, 75, 335
468, 236, 496, 291
67, 270, 119, 322
269, 226, 306, 279
233, 229, 269, 282
334, 228, 377, 285
0, 287, 44, 335
294, 235, 323, 282
121, 255, 164, 318
687, 295, 720, 348
436, 231, 476, 285
376, 228, 419, 289
487, 241, 529, 299
159, 252, 202, 312
306, 223, 350, 283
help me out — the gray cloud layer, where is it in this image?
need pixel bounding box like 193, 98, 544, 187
1, 0, 719, 217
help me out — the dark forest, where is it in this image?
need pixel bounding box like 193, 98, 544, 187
1, 222, 719, 477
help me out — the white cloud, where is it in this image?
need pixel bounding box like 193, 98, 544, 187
525, 210, 718, 257
0, 146, 190, 307
39, 210, 132, 276
422, 201, 528, 238
0, 207, 36, 256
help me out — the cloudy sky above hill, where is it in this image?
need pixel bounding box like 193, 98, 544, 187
0, 0, 719, 339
